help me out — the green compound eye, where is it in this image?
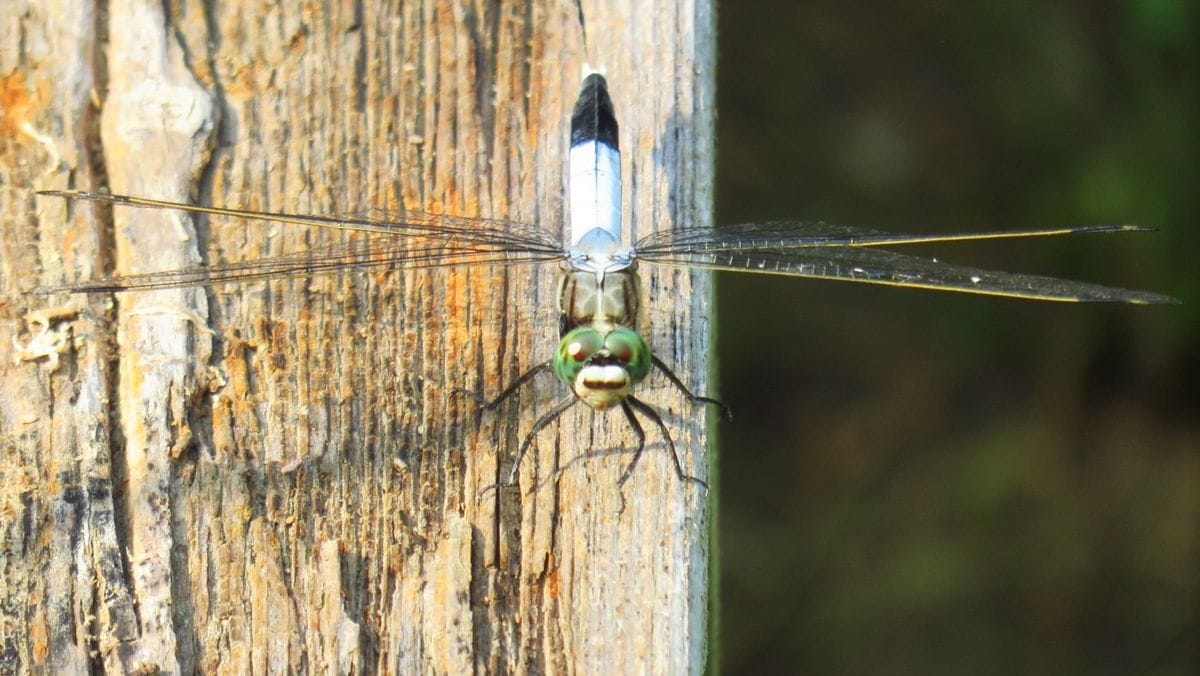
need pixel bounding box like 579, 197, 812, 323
603, 328, 650, 383
555, 327, 605, 385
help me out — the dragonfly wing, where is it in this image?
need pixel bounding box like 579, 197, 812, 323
34, 233, 563, 293
636, 221, 1155, 252
638, 246, 1178, 304
37, 190, 563, 251
348, 205, 563, 248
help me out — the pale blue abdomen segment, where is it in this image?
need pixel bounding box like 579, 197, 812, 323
569, 72, 622, 252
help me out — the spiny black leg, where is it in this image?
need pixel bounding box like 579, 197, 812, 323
454, 360, 553, 411
650, 354, 732, 420
616, 400, 648, 489
481, 393, 577, 494
626, 395, 709, 492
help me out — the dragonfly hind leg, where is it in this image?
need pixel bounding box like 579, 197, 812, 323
616, 400, 648, 488
650, 354, 732, 420
621, 396, 709, 492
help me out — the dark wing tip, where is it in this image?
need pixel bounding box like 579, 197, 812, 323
1083, 223, 1159, 234
1132, 293, 1181, 305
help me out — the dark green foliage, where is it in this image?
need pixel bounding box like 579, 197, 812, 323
717, 2, 1198, 673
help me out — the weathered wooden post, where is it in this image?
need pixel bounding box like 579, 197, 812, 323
1, 0, 715, 671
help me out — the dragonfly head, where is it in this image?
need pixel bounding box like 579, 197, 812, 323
555, 326, 651, 409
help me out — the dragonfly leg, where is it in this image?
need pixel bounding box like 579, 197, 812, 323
454, 360, 553, 410
624, 395, 709, 493
650, 354, 732, 420
481, 393, 577, 494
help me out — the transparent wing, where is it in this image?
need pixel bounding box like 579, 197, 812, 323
34, 190, 565, 293
34, 235, 563, 293
637, 242, 1178, 304
39, 190, 563, 250
635, 220, 1156, 251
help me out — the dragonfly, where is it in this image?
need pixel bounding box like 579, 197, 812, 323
34, 72, 1178, 492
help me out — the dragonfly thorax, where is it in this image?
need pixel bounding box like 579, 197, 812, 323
558, 265, 641, 335
566, 227, 635, 275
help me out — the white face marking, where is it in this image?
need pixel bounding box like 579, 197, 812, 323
574, 364, 630, 410
569, 140, 622, 249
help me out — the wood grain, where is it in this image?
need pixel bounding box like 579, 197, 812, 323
0, 0, 715, 671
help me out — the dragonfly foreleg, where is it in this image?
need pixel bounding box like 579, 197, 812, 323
624, 395, 709, 492
650, 354, 732, 419
455, 360, 554, 410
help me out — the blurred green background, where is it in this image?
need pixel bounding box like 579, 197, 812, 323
714, 2, 1197, 673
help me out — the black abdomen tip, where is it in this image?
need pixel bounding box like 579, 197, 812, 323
570, 74, 618, 149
